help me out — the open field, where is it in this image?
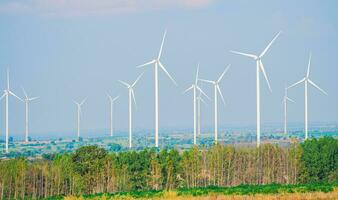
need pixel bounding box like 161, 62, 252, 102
49, 183, 338, 200
1, 129, 337, 159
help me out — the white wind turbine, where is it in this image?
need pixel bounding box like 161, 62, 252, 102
0, 69, 22, 153
73, 98, 87, 141
183, 65, 209, 145
119, 73, 144, 149
22, 88, 39, 143
230, 31, 281, 147
287, 53, 327, 140
136, 30, 177, 148
200, 64, 230, 143
107, 93, 119, 137
282, 85, 295, 135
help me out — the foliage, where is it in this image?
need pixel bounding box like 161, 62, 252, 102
0, 137, 337, 199
299, 137, 338, 183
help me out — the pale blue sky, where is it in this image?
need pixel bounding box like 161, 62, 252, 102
0, 0, 337, 139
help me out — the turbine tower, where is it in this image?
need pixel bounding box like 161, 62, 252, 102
200, 64, 230, 143
183, 65, 209, 145
282, 85, 295, 135
107, 93, 119, 137
230, 31, 281, 147
0, 69, 22, 153
136, 30, 177, 148
73, 98, 87, 141
22, 88, 39, 143
287, 53, 327, 140
119, 73, 144, 149
197, 90, 207, 137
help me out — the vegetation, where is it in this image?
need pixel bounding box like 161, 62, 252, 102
0, 137, 336, 199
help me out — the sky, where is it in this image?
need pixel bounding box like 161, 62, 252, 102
0, 0, 337, 140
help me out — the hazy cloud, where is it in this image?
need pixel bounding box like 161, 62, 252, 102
0, 0, 215, 17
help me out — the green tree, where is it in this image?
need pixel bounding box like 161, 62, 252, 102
300, 137, 338, 183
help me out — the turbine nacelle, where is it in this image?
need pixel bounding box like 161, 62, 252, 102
288, 53, 328, 96
136, 30, 177, 86
22, 87, 39, 102
230, 31, 281, 93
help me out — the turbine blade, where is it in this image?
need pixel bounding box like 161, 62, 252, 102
288, 78, 305, 89
308, 79, 328, 95
259, 31, 282, 57
9, 90, 23, 102
7, 69, 10, 90
80, 97, 87, 106
118, 80, 130, 88
195, 64, 200, 85
158, 61, 177, 86
183, 85, 194, 94
217, 85, 226, 106
29, 96, 39, 101
197, 86, 211, 101
199, 79, 215, 84
286, 97, 295, 103
21, 87, 28, 99
131, 89, 137, 107
73, 100, 80, 107
199, 97, 207, 106
259, 60, 272, 92
217, 64, 231, 83
307, 52, 312, 78
0, 92, 5, 100
136, 60, 156, 68
112, 96, 120, 102
132, 72, 144, 87
158, 30, 167, 59
230, 50, 257, 59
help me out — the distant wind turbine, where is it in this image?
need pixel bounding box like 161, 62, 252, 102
73, 98, 87, 141
282, 85, 295, 135
136, 30, 177, 148
183, 65, 209, 145
230, 31, 281, 147
287, 53, 327, 140
200, 64, 230, 143
22, 87, 39, 143
119, 73, 144, 149
107, 93, 119, 137
0, 69, 22, 153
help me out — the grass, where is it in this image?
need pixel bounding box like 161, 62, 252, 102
49, 183, 338, 200
177, 183, 336, 196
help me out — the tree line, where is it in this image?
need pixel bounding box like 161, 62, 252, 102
0, 137, 336, 199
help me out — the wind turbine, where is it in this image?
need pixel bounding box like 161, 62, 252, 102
1, 69, 22, 153
107, 93, 119, 137
119, 72, 144, 149
22, 88, 39, 143
183, 65, 209, 145
200, 64, 230, 143
287, 53, 327, 140
230, 31, 281, 147
136, 30, 177, 148
73, 98, 87, 141
282, 85, 295, 135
